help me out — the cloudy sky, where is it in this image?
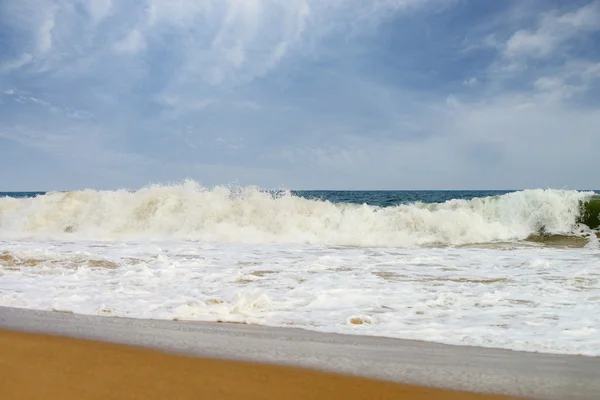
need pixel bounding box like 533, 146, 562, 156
1, 0, 599, 191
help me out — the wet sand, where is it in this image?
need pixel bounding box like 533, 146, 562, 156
1, 329, 521, 400
2, 307, 599, 399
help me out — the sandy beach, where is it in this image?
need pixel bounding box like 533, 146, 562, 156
1, 328, 523, 400
1, 307, 599, 400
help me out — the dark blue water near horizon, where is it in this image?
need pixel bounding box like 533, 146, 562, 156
1, 192, 46, 199
294, 190, 516, 206
2, 190, 599, 207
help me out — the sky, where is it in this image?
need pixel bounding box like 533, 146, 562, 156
1, 0, 599, 191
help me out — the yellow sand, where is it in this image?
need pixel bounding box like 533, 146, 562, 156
0, 329, 526, 400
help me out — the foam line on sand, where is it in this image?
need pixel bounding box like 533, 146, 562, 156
1, 307, 599, 399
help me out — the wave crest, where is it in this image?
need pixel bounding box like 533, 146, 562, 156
0, 181, 594, 246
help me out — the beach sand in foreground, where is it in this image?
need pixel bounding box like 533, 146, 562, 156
0, 329, 524, 400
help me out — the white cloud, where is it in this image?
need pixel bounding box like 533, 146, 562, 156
505, 29, 555, 58
503, 2, 600, 59
2, 0, 599, 190
1, 0, 442, 85
438, 97, 600, 189
283, 93, 600, 189
475, 2, 600, 110
532, 76, 583, 103
36, 13, 56, 55
0, 1, 58, 71
177, 0, 312, 86
529, 61, 600, 104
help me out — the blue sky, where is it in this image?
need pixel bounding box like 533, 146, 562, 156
1, 0, 599, 191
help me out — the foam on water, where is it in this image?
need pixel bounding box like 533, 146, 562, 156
0, 239, 599, 355
1, 183, 598, 355
0, 181, 594, 246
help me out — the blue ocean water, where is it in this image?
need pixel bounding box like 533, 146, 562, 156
2, 190, 597, 206
293, 190, 514, 206
1, 192, 46, 199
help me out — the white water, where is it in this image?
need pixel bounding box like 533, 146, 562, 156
0, 181, 594, 246
1, 184, 599, 355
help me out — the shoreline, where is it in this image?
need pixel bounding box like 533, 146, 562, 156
3, 304, 598, 358
1, 328, 520, 400
1, 306, 599, 399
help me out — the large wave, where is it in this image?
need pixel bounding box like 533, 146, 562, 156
0, 181, 594, 246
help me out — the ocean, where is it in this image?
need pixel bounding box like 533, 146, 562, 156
1, 181, 599, 355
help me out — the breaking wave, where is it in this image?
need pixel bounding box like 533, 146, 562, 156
0, 181, 594, 246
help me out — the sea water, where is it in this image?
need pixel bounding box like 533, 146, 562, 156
1, 181, 599, 355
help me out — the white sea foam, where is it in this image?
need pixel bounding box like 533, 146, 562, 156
1, 239, 599, 355
0, 181, 594, 246
1, 183, 598, 355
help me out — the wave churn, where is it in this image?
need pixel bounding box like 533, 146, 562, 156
0, 181, 594, 246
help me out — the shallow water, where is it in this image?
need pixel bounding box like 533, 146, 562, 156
1, 237, 599, 355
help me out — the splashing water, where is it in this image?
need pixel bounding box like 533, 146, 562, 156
0, 181, 594, 246
1, 182, 599, 356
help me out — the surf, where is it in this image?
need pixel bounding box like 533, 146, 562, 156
0, 180, 596, 247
